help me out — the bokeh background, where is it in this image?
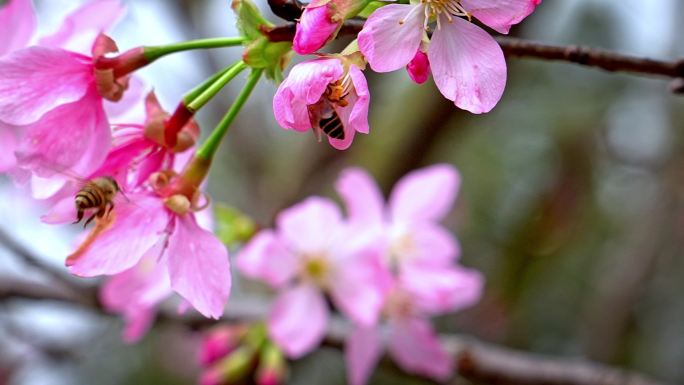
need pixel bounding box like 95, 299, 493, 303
1, 0, 684, 384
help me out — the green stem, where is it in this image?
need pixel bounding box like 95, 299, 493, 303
196, 69, 264, 161
144, 37, 246, 62
187, 61, 248, 112
183, 65, 234, 105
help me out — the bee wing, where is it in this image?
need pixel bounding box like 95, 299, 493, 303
33, 162, 88, 185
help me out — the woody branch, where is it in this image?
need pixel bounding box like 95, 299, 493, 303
264, 0, 684, 89
0, 235, 673, 385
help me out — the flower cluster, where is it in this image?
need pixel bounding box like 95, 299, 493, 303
0, 0, 231, 339
273, 0, 541, 148
237, 164, 483, 383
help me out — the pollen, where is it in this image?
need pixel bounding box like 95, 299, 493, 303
418, 0, 470, 29
301, 255, 330, 287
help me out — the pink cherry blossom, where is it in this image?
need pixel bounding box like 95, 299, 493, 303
66, 190, 231, 320
293, 4, 339, 54
273, 57, 370, 150
358, 0, 541, 113
345, 269, 483, 385
335, 164, 485, 384
236, 197, 386, 358
336, 164, 461, 271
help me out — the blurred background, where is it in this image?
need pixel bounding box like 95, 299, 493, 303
1, 0, 684, 384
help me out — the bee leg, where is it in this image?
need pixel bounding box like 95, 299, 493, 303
83, 211, 101, 228
73, 209, 84, 224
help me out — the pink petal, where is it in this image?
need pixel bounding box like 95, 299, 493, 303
400, 264, 483, 315
268, 284, 329, 358
273, 58, 344, 132
14, 89, 111, 179
461, 0, 541, 34
358, 4, 425, 73
41, 196, 77, 224
167, 214, 231, 319
39, 0, 126, 54
345, 326, 383, 385
326, 65, 371, 151
100, 250, 172, 343
395, 222, 460, 266
30, 175, 68, 200
293, 5, 339, 54
276, 196, 344, 253
0, 123, 17, 172
406, 49, 430, 84
104, 76, 147, 120
429, 18, 506, 114
68, 195, 169, 276
388, 317, 453, 381
329, 246, 386, 326
236, 230, 298, 288
335, 167, 384, 227
389, 164, 460, 222
0, 47, 93, 125
0, 0, 36, 55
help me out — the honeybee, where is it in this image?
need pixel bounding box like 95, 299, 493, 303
310, 76, 351, 141
73, 176, 121, 227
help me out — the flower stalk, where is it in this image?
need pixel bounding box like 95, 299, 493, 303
196, 68, 264, 161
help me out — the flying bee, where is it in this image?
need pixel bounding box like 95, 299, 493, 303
309, 74, 353, 141
73, 176, 122, 227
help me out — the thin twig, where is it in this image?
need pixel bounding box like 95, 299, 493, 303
265, 20, 684, 87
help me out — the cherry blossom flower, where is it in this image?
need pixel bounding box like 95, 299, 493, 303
0, 0, 126, 175
39, 92, 199, 220
345, 269, 483, 384
273, 56, 370, 150
334, 164, 484, 383
358, 0, 541, 113
293, 0, 368, 54
64, 165, 231, 319
236, 197, 386, 358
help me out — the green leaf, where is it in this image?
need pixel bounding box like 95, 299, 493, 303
357, 0, 385, 18
243, 37, 293, 83
215, 203, 257, 247
232, 0, 273, 40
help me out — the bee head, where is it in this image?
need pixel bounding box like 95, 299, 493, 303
104, 176, 120, 192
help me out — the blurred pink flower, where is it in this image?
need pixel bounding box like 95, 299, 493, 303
273, 57, 370, 150
99, 251, 172, 343
236, 197, 386, 358
335, 164, 484, 384
67, 191, 231, 320
358, 0, 541, 113
0, 0, 36, 56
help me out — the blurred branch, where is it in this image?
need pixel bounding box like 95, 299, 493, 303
265, 19, 684, 88
445, 335, 668, 385
0, 227, 93, 297
0, 275, 670, 385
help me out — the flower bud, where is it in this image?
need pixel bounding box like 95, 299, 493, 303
406, 49, 430, 84
199, 326, 248, 367
293, 0, 370, 54
255, 343, 287, 385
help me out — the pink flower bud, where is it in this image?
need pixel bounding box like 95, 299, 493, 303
406, 49, 430, 84
199, 326, 246, 366
293, 5, 339, 54
199, 368, 223, 385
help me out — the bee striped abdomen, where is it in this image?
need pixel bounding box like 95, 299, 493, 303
319, 112, 345, 140
76, 185, 103, 209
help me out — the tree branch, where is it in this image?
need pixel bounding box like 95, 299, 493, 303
265, 20, 684, 88
0, 275, 673, 385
